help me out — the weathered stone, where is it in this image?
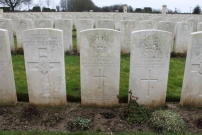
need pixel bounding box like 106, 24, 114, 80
35, 19, 53, 28
140, 20, 158, 30
23, 28, 67, 106
129, 30, 173, 108
0, 29, 17, 106
80, 29, 120, 107
96, 19, 115, 29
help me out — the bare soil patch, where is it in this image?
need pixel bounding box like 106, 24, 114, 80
0, 102, 202, 134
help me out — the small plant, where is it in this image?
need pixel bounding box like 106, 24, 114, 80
124, 90, 150, 124
150, 110, 185, 133
72, 117, 90, 130
65, 50, 71, 56
42, 113, 62, 126
22, 104, 40, 118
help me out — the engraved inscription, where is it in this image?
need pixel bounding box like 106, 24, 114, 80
141, 70, 158, 97
182, 24, 189, 31
81, 21, 88, 30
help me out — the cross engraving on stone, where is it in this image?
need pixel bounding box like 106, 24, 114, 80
93, 69, 107, 90
27, 48, 60, 98
141, 70, 158, 97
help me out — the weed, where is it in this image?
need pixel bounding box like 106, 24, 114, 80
171, 52, 186, 58
72, 117, 91, 130
42, 113, 62, 126
150, 110, 185, 133
124, 90, 150, 124
65, 50, 71, 56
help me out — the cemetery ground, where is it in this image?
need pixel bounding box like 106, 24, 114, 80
2, 54, 202, 134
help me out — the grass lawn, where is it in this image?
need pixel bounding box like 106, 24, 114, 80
12, 54, 186, 102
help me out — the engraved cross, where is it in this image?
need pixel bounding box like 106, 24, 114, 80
141, 70, 158, 97
93, 69, 107, 91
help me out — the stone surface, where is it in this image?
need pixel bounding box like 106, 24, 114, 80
80, 29, 120, 107
16, 19, 33, 48
23, 28, 67, 106
35, 19, 53, 28
0, 18, 15, 51
76, 19, 94, 53
174, 21, 194, 53
140, 20, 158, 30
55, 19, 72, 52
96, 19, 115, 29
180, 32, 202, 107
158, 21, 176, 50
0, 29, 17, 106
129, 30, 173, 108
120, 20, 140, 54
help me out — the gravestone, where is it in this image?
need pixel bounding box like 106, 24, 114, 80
174, 21, 193, 53
55, 19, 72, 52
16, 19, 34, 48
198, 23, 202, 31
23, 28, 67, 106
158, 21, 176, 50
0, 18, 15, 51
76, 19, 94, 53
80, 29, 120, 107
187, 18, 198, 32
35, 19, 53, 28
113, 14, 122, 30
129, 30, 173, 108
180, 32, 202, 107
120, 20, 140, 54
96, 19, 115, 29
0, 29, 17, 106
11, 15, 20, 36
140, 20, 158, 30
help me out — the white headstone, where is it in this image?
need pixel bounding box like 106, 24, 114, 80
16, 19, 33, 48
180, 32, 202, 107
174, 21, 194, 53
35, 19, 53, 28
23, 28, 67, 106
0, 29, 17, 106
11, 15, 20, 36
55, 19, 72, 52
198, 22, 202, 31
187, 18, 198, 32
96, 19, 115, 29
76, 19, 94, 53
120, 20, 140, 54
129, 30, 173, 108
140, 20, 158, 30
0, 18, 15, 51
80, 29, 120, 107
158, 21, 176, 50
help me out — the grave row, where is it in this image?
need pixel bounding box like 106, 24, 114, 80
0, 12, 201, 54
0, 27, 202, 108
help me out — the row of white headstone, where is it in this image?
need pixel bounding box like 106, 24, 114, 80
0, 16, 199, 54
1, 27, 202, 108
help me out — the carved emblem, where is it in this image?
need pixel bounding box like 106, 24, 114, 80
91, 35, 110, 54
146, 23, 153, 29
182, 24, 189, 31
39, 21, 46, 28
81, 21, 88, 29
125, 22, 133, 30
19, 21, 27, 30
144, 35, 161, 57
0, 21, 6, 29
163, 23, 171, 31
36, 58, 53, 74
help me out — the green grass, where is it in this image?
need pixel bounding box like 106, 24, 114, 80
12, 55, 185, 103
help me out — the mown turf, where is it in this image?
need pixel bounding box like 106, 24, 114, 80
12, 54, 185, 103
